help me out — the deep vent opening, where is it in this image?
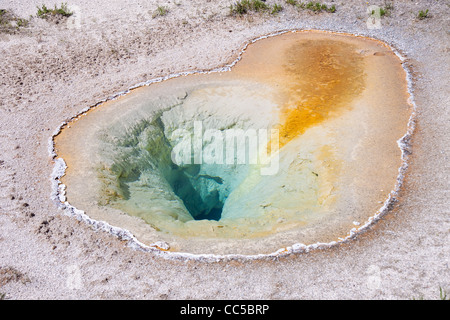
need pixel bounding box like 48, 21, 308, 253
154, 114, 228, 221
113, 114, 235, 222
170, 165, 225, 221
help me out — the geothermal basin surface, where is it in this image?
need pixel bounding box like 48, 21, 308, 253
54, 31, 412, 256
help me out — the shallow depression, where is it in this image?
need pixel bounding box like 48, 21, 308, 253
53, 31, 412, 255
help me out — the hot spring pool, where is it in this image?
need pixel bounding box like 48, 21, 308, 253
53, 31, 413, 256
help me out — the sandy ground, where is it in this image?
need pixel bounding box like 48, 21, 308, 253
0, 0, 448, 299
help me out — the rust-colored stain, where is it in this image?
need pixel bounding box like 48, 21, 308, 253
278, 40, 365, 147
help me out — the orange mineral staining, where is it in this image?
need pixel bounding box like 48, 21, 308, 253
278, 40, 365, 147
